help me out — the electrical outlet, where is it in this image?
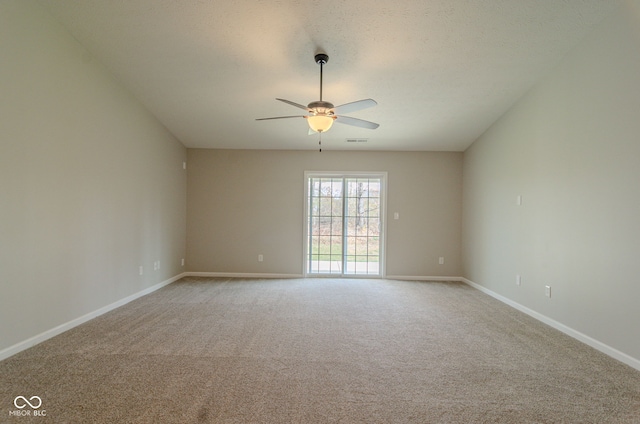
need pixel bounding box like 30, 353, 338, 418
545, 285, 551, 298
438, 257, 445, 265
516, 275, 521, 286
181, 258, 185, 267
258, 254, 264, 262
139, 266, 144, 276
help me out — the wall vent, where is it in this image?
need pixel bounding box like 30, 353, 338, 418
345, 138, 368, 143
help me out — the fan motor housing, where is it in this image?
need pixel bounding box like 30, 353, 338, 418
308, 100, 335, 114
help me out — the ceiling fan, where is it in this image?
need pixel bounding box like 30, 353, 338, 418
256, 53, 379, 138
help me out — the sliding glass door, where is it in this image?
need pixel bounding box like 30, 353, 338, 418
305, 173, 386, 276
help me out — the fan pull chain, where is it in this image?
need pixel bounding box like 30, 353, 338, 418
319, 133, 322, 152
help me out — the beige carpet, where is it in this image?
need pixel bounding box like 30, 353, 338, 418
1, 278, 639, 423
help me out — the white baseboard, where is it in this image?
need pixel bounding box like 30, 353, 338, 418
0, 273, 187, 362
386, 275, 463, 282
461, 278, 640, 372
186, 273, 462, 282
187, 273, 461, 281
185, 272, 303, 279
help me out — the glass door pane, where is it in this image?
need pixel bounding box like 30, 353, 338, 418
308, 178, 343, 274
306, 174, 384, 277
344, 178, 380, 275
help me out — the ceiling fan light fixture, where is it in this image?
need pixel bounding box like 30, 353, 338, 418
256, 53, 379, 137
307, 114, 335, 133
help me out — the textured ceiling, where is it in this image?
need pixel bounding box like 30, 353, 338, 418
39, 0, 620, 151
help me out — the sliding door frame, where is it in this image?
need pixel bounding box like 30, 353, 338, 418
303, 171, 388, 278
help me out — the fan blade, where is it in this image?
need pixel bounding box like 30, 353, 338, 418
308, 128, 317, 136
276, 98, 310, 111
333, 98, 377, 114
256, 115, 305, 121
335, 115, 379, 129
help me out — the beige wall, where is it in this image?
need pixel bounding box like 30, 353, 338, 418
463, 1, 640, 364
187, 149, 462, 277
0, 1, 187, 354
